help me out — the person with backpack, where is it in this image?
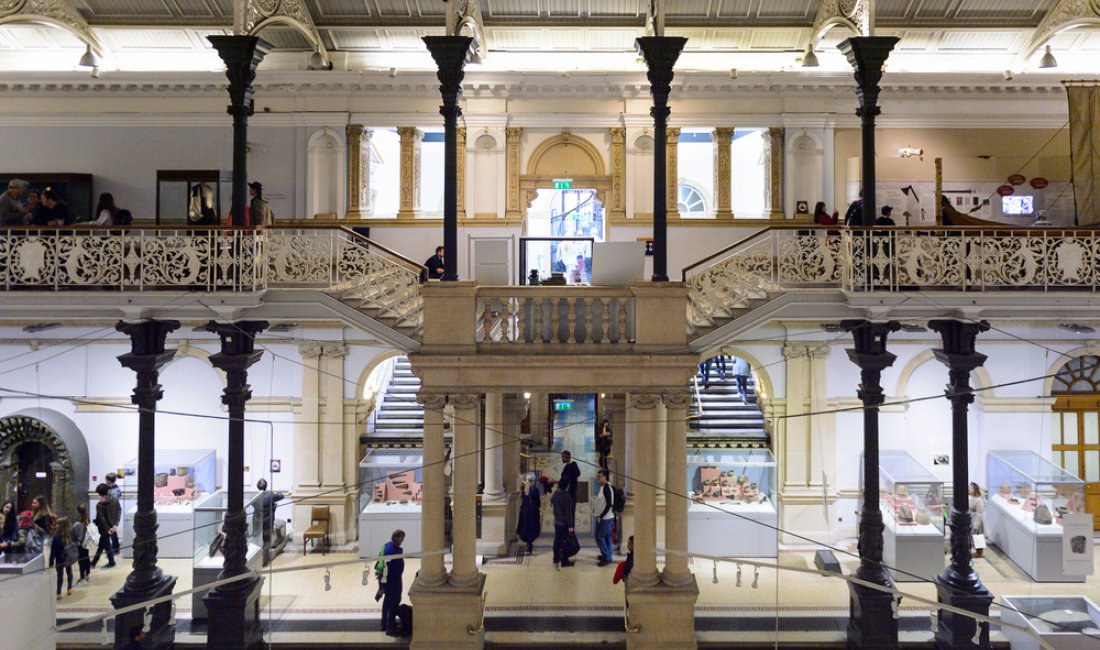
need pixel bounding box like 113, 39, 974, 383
74, 503, 94, 584
91, 483, 117, 568
376, 529, 406, 636
51, 516, 78, 598
593, 469, 616, 566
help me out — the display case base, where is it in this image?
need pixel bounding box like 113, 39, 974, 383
359, 502, 422, 558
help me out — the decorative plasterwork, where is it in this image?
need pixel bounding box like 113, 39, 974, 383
763, 127, 784, 219
1019, 0, 1100, 66
609, 127, 626, 221
448, 0, 488, 65
713, 126, 734, 221
396, 126, 422, 220
238, 0, 330, 68
666, 126, 680, 219
505, 127, 522, 220
345, 124, 365, 219
806, 0, 868, 51
0, 0, 105, 55
456, 127, 467, 221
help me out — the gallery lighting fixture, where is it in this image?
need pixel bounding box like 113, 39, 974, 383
1039, 45, 1058, 69
900, 324, 928, 333
801, 46, 819, 68
819, 323, 845, 333
307, 46, 331, 71
1059, 323, 1095, 334
22, 322, 63, 333
78, 44, 99, 68
269, 322, 300, 333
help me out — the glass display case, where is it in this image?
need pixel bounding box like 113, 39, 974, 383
874, 450, 946, 581
121, 449, 216, 559
686, 449, 777, 557
519, 237, 595, 285
358, 450, 423, 557
1001, 596, 1100, 650
0, 552, 54, 650
156, 170, 231, 225
191, 490, 263, 620
986, 450, 1087, 582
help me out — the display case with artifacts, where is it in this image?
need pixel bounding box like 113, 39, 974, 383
686, 449, 777, 557
1001, 596, 1100, 649
121, 449, 216, 559
986, 450, 1086, 582
191, 490, 263, 620
358, 450, 423, 557
156, 170, 231, 224
872, 451, 946, 581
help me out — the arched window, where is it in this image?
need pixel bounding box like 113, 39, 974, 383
1053, 355, 1100, 393
678, 183, 707, 215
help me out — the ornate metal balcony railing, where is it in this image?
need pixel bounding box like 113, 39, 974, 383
475, 287, 634, 348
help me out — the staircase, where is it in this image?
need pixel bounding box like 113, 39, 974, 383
688, 363, 768, 448
363, 356, 424, 446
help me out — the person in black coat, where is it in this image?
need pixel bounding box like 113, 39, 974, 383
516, 480, 542, 552
551, 483, 575, 568
423, 246, 445, 280
558, 450, 580, 509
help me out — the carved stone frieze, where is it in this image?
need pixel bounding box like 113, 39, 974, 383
630, 393, 662, 410
397, 127, 423, 219
417, 392, 448, 411
298, 342, 324, 359
449, 393, 481, 410
321, 343, 346, 358
662, 393, 692, 410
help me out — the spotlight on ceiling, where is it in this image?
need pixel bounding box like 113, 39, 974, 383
820, 322, 845, 333
90, 66, 101, 79
23, 322, 63, 333
801, 46, 819, 68
307, 46, 331, 71
388, 67, 398, 78
1059, 323, 1095, 334
900, 324, 928, 333
1002, 70, 1014, 81
1039, 45, 1058, 69
268, 322, 300, 333
78, 44, 99, 68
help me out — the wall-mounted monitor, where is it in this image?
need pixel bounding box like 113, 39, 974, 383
1002, 195, 1034, 216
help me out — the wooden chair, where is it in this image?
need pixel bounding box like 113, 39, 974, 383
303, 505, 330, 555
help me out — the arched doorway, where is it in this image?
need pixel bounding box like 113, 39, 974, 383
1051, 355, 1100, 529
0, 413, 87, 520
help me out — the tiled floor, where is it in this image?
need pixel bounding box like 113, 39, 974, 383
53, 540, 1100, 647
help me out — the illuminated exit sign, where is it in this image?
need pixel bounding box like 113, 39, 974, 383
553, 401, 574, 412
553, 178, 573, 190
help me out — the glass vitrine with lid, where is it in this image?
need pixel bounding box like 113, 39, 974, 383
121, 449, 216, 559
358, 449, 424, 557
685, 449, 777, 557
870, 450, 947, 581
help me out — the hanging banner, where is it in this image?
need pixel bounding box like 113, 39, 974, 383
1062, 513, 1095, 576
1067, 85, 1100, 225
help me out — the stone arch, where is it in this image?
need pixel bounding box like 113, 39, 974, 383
474, 133, 497, 150
0, 409, 89, 519
354, 350, 407, 424
1044, 347, 1100, 396
307, 127, 345, 219
895, 349, 994, 398
713, 347, 775, 401
166, 342, 227, 387
520, 133, 611, 224
632, 133, 655, 151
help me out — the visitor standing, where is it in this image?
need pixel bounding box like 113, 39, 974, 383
0, 179, 29, 226
74, 503, 93, 584
593, 469, 615, 566
424, 246, 445, 280
596, 419, 613, 470
377, 529, 406, 636
106, 473, 122, 554
51, 516, 77, 598
558, 450, 580, 512
91, 484, 117, 568
248, 182, 273, 226
551, 482, 575, 569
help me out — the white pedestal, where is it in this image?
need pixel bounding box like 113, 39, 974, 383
0, 554, 55, 650
358, 502, 422, 558
687, 500, 777, 557
1001, 596, 1100, 649
881, 505, 945, 582
192, 543, 263, 620
122, 504, 195, 559
987, 495, 1084, 583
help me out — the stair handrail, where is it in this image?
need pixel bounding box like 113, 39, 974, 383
266, 223, 428, 279
681, 225, 811, 281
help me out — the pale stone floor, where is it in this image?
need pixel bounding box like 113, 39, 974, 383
53, 539, 1100, 647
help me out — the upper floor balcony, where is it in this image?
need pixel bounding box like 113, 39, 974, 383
3, 224, 1100, 354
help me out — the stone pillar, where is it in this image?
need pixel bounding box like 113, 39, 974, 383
207, 36, 271, 228
713, 126, 734, 221
345, 124, 372, 218
449, 393, 481, 586
666, 126, 680, 221
635, 35, 686, 281
627, 392, 660, 587
110, 320, 180, 650
295, 343, 321, 487
320, 343, 346, 489
483, 392, 505, 501
203, 320, 269, 650
763, 127, 785, 220
610, 127, 627, 221
929, 319, 994, 650
662, 393, 691, 585
505, 127, 522, 221
842, 319, 901, 650
397, 126, 423, 221
655, 401, 667, 507
838, 36, 900, 226
418, 393, 448, 586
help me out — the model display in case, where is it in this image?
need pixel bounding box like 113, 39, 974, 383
121, 449, 215, 559
1001, 596, 1100, 649
191, 490, 263, 620
986, 450, 1086, 582
686, 449, 777, 557
873, 450, 946, 581
358, 450, 423, 558
156, 170, 231, 224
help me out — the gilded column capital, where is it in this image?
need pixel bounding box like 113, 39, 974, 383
449, 393, 481, 410
630, 393, 662, 410
610, 126, 627, 220
807, 344, 832, 360
321, 343, 346, 358
417, 392, 448, 411
298, 342, 324, 359
662, 393, 692, 410
397, 126, 423, 219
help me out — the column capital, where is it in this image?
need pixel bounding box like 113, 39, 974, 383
321, 343, 347, 358
449, 393, 480, 410
713, 126, 735, 139
115, 320, 180, 373
662, 393, 691, 410
630, 393, 662, 410
417, 392, 448, 410
298, 342, 323, 359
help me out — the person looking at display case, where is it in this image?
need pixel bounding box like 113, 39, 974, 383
257, 478, 285, 564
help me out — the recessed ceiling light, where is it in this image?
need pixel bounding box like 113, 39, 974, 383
22, 322, 63, 333
1059, 323, 1095, 334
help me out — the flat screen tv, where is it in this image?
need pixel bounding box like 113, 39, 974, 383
1002, 195, 1034, 215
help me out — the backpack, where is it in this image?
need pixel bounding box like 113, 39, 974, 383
611, 485, 626, 514
85, 522, 100, 550
25, 526, 45, 556
395, 604, 413, 636
374, 544, 387, 577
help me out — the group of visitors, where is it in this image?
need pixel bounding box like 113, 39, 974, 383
0, 473, 122, 601
698, 354, 752, 399
0, 180, 135, 227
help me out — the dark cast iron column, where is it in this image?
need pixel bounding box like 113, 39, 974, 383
203, 320, 269, 650
208, 36, 272, 227
842, 319, 901, 649
423, 35, 472, 282
110, 319, 181, 649
929, 319, 993, 649
636, 35, 686, 282
837, 37, 898, 227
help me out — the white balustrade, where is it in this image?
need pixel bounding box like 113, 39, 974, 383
475, 287, 634, 348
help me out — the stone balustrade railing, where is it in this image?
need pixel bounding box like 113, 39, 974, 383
475, 287, 634, 347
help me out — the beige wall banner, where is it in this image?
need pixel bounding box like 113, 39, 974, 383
1067, 85, 1100, 225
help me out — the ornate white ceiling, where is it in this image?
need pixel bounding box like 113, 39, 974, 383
0, 0, 1097, 74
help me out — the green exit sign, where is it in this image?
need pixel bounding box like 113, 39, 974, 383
553, 401, 574, 412
553, 178, 573, 190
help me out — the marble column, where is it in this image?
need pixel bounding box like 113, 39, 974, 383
655, 401, 667, 506
662, 392, 691, 585
345, 125, 371, 218
110, 319, 180, 650
416, 392, 448, 586
483, 392, 505, 501
397, 126, 422, 221
764, 127, 785, 220
449, 393, 481, 586
713, 126, 734, 221
627, 393, 661, 587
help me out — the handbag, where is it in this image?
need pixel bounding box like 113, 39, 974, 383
972, 533, 986, 550
63, 542, 79, 566
564, 531, 581, 558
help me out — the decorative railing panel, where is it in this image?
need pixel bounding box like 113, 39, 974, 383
476, 287, 634, 347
